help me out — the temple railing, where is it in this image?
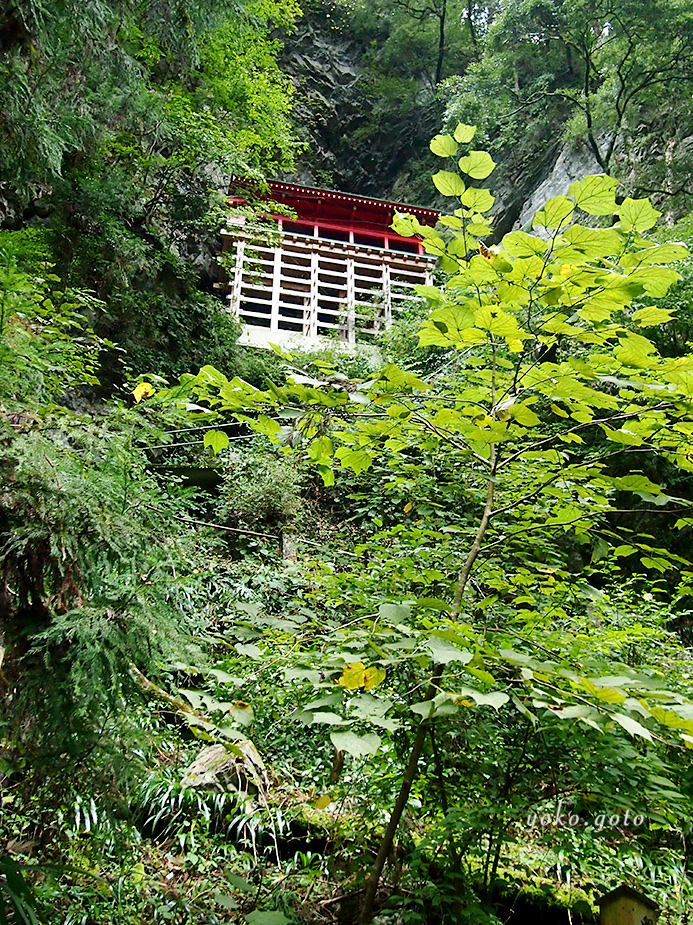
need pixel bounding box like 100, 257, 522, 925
221, 225, 435, 347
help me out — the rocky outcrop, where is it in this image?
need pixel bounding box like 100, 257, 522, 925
278, 12, 440, 202
515, 142, 602, 229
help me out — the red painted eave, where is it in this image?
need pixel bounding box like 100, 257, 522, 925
228, 178, 440, 234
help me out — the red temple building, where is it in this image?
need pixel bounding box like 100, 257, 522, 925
222, 181, 440, 347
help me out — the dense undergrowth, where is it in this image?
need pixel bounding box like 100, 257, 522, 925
5, 1, 693, 921
6, 139, 693, 925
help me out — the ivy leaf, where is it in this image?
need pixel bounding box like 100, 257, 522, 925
432, 170, 466, 197
430, 134, 459, 157
569, 175, 619, 215
330, 730, 381, 758
458, 150, 496, 180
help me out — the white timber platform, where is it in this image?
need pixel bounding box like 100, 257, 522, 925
221, 220, 436, 349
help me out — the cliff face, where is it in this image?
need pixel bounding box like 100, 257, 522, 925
278, 8, 442, 203
278, 14, 614, 230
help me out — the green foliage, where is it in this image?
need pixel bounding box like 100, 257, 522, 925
165, 125, 693, 920
441, 0, 693, 219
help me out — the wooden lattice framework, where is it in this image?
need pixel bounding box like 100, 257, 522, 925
221, 181, 440, 348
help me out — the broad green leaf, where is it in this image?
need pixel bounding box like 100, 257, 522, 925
453, 122, 477, 143
392, 212, 421, 237
225, 873, 254, 892
613, 712, 652, 741
204, 429, 230, 454
307, 435, 334, 464
509, 403, 541, 427
253, 415, 281, 438
413, 284, 445, 302
453, 686, 509, 710
619, 197, 661, 232
235, 643, 262, 659
379, 602, 412, 621
502, 231, 548, 258
458, 150, 496, 180
309, 712, 348, 725
411, 694, 459, 718
632, 305, 674, 326
284, 667, 321, 684
246, 911, 290, 925
330, 730, 381, 758
418, 304, 477, 348
622, 243, 688, 266
432, 170, 466, 197
533, 196, 575, 230
614, 333, 657, 369
426, 636, 473, 664
608, 474, 662, 495
460, 187, 495, 213
632, 266, 681, 298
314, 794, 332, 809
569, 174, 618, 215
430, 134, 459, 157
552, 705, 599, 720
335, 446, 373, 474
557, 224, 622, 257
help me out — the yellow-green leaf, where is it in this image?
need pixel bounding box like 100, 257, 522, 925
363, 666, 386, 690
569, 175, 619, 215
632, 306, 675, 326
204, 430, 230, 454
458, 150, 496, 180
432, 170, 466, 197
460, 187, 495, 213
533, 196, 575, 230
619, 197, 661, 232
453, 123, 477, 143
337, 663, 366, 690
430, 134, 459, 157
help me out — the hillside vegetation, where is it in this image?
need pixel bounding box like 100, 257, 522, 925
4, 2, 693, 924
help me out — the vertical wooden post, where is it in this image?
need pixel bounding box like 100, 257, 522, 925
308, 249, 319, 339
346, 256, 356, 346
230, 240, 245, 319
270, 243, 282, 337
382, 262, 392, 329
